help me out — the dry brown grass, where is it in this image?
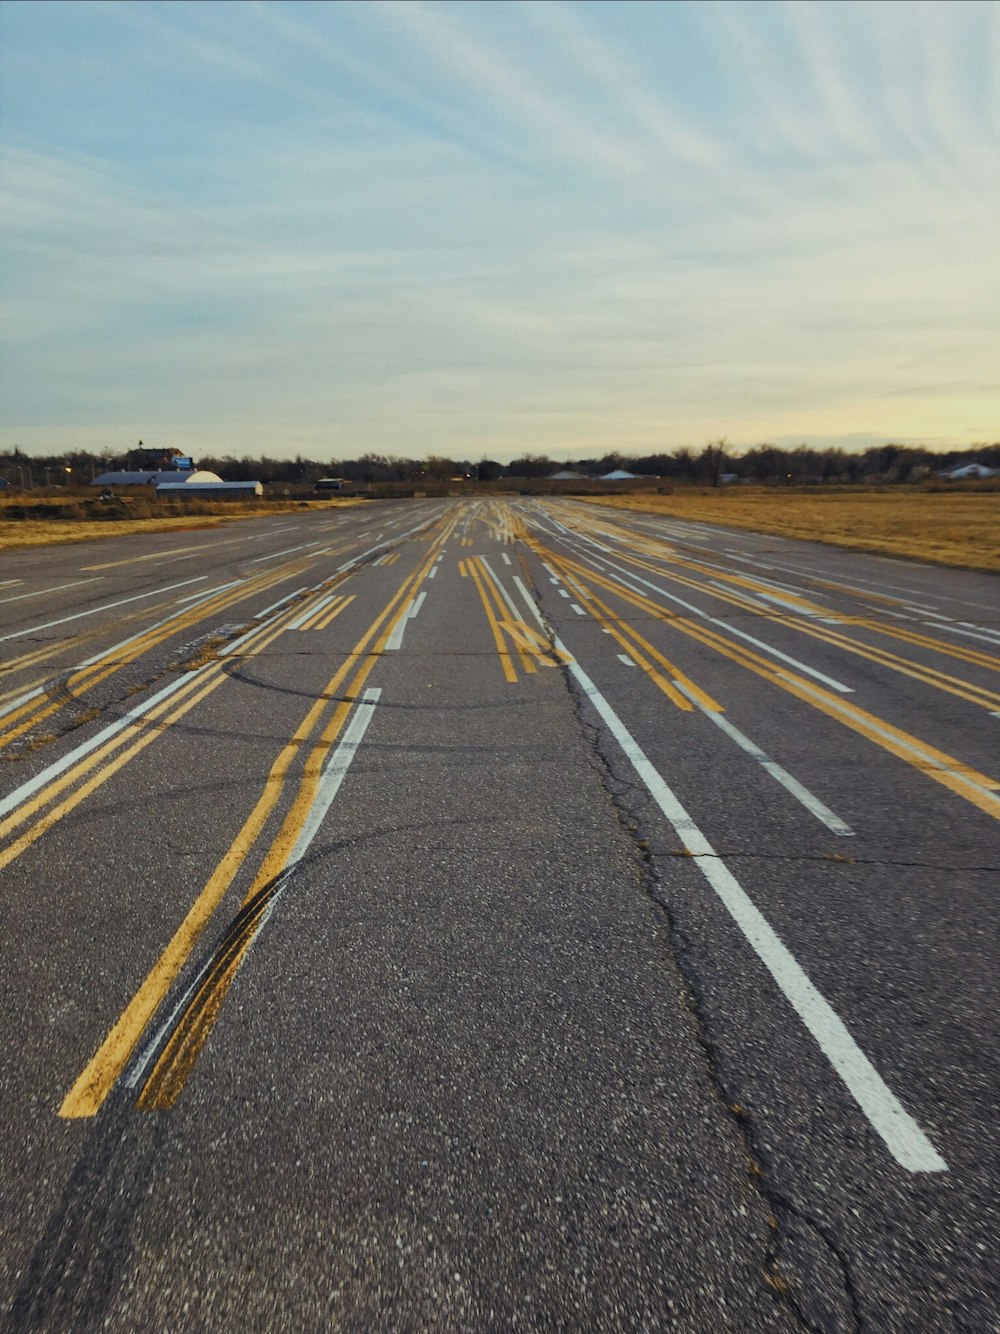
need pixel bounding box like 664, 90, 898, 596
576, 487, 1000, 572
0, 496, 364, 551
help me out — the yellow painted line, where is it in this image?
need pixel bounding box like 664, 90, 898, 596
0, 638, 87, 680
581, 542, 1000, 700
467, 560, 517, 683
498, 619, 562, 667
548, 558, 705, 712
82, 541, 217, 572
135, 548, 449, 1108
542, 544, 1000, 817
474, 560, 534, 674
0, 603, 307, 862
297, 595, 343, 633
61, 524, 461, 1117
459, 560, 468, 577
314, 593, 355, 632
0, 561, 315, 750
0, 667, 225, 877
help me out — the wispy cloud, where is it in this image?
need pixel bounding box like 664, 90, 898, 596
0, 0, 996, 459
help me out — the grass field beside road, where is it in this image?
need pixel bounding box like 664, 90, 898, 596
0, 495, 364, 550
578, 487, 1000, 572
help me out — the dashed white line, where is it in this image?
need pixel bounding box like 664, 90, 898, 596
512, 576, 946, 1173
0, 576, 102, 606
674, 684, 853, 835
0, 578, 209, 643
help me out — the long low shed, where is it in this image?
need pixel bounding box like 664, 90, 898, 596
155, 481, 263, 497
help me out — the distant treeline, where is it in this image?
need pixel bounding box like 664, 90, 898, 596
2, 441, 998, 488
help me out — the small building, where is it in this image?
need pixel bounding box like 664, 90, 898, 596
92, 469, 225, 488
92, 469, 263, 498
548, 469, 587, 480
156, 480, 263, 498
599, 468, 640, 481
938, 463, 998, 480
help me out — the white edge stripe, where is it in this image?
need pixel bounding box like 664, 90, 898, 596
287, 590, 339, 630
125, 687, 382, 1090
0, 577, 209, 643
0, 576, 102, 606
384, 602, 413, 651
0, 685, 46, 722
176, 579, 245, 605
253, 587, 308, 620
0, 669, 206, 819
514, 582, 945, 1173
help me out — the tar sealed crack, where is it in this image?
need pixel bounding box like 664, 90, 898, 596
515, 554, 862, 1334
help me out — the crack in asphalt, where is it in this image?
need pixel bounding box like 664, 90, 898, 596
517, 556, 862, 1334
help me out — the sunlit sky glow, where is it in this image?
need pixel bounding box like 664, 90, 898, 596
1, 0, 998, 462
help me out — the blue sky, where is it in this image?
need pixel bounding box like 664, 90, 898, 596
1, 0, 997, 463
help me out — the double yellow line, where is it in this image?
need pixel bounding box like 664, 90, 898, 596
538, 544, 1000, 820
0, 561, 315, 752
461, 556, 562, 681
0, 591, 318, 876
61, 520, 456, 1118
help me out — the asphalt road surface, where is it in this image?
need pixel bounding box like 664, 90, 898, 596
1, 498, 997, 1332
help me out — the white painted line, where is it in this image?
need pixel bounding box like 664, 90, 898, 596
557, 588, 570, 598
428, 566, 438, 579
175, 579, 244, 605
925, 622, 1000, 646
75, 588, 248, 667
571, 603, 586, 616
513, 570, 946, 1170
0, 576, 102, 606
513, 576, 544, 627
755, 590, 824, 618
594, 559, 855, 694
0, 685, 46, 721
288, 591, 339, 630
409, 591, 427, 619
0, 578, 209, 643
253, 587, 308, 621
220, 608, 294, 657
248, 544, 306, 563
674, 683, 853, 836
384, 601, 414, 651
617, 653, 636, 667
790, 678, 1000, 801
501, 553, 512, 565
556, 647, 946, 1173
0, 668, 209, 820
126, 687, 383, 1092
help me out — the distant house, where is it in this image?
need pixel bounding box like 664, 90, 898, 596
938, 463, 998, 480
599, 468, 640, 481
548, 469, 587, 480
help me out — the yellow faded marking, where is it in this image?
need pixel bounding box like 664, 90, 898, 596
60, 532, 460, 1118
314, 594, 355, 632
542, 542, 1000, 815
82, 542, 215, 572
